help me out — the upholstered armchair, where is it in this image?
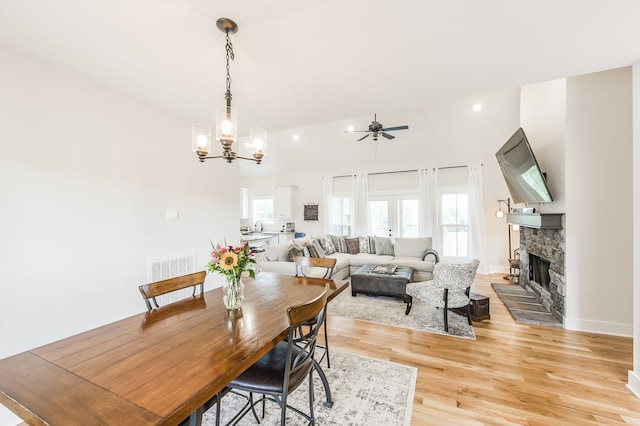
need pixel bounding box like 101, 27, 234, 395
406, 259, 480, 332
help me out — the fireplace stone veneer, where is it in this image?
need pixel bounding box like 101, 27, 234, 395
518, 222, 565, 324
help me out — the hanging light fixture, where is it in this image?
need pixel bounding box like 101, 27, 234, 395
192, 18, 266, 164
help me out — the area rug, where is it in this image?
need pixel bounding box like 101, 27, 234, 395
328, 284, 476, 339
202, 348, 416, 425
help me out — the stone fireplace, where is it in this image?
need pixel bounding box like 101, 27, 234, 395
517, 219, 565, 324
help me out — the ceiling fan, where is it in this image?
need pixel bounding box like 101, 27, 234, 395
348, 113, 409, 141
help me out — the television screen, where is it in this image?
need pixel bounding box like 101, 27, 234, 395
495, 128, 553, 204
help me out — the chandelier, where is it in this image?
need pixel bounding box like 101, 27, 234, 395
192, 18, 266, 164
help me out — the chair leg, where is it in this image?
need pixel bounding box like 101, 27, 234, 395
465, 303, 472, 325
308, 371, 315, 425
323, 318, 330, 368
443, 307, 449, 333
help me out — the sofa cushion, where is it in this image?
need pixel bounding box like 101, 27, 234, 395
265, 242, 291, 261
392, 256, 436, 273
394, 237, 432, 259
374, 236, 394, 255
348, 253, 394, 267
345, 237, 359, 254
318, 235, 336, 255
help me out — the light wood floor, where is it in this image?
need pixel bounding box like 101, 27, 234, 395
327, 273, 640, 425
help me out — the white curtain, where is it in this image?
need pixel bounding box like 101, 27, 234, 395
352, 173, 370, 236
467, 165, 488, 273
321, 176, 333, 234
418, 168, 439, 238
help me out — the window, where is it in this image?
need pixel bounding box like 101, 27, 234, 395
331, 195, 351, 236
441, 193, 468, 257
253, 198, 273, 223
369, 195, 419, 237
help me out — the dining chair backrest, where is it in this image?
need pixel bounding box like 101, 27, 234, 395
287, 283, 329, 373
138, 271, 206, 311
293, 256, 336, 279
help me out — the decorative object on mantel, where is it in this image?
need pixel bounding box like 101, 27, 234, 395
206, 242, 256, 310
304, 203, 319, 221
191, 18, 267, 164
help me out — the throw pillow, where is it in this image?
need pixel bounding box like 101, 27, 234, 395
374, 236, 394, 256
306, 243, 319, 257
286, 245, 307, 262
367, 236, 376, 254
358, 236, 370, 254
318, 235, 336, 255
310, 239, 326, 258
333, 236, 348, 253
329, 234, 341, 251
345, 237, 360, 254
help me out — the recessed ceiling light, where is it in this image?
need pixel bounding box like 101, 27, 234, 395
347, 125, 354, 132
292, 134, 300, 141
473, 103, 482, 112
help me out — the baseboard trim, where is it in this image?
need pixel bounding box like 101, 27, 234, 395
564, 316, 633, 337
627, 370, 640, 400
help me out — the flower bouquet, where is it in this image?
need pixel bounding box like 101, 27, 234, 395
207, 242, 256, 309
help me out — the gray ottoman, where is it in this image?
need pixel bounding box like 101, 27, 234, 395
351, 264, 415, 314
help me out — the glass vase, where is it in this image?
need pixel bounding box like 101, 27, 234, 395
223, 276, 245, 310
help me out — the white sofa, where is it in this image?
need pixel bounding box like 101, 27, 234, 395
259, 235, 439, 282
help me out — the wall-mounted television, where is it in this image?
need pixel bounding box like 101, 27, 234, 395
495, 127, 553, 205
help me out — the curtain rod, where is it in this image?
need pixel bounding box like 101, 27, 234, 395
331, 163, 483, 179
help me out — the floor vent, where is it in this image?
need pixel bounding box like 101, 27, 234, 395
146, 251, 197, 305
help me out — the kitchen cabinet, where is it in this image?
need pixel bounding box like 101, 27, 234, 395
263, 232, 294, 244
273, 185, 296, 219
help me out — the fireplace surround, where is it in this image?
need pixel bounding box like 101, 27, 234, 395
515, 217, 565, 324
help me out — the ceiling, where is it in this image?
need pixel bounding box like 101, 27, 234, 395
1, 0, 640, 172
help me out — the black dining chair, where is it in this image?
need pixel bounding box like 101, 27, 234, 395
223, 284, 329, 425
293, 256, 335, 368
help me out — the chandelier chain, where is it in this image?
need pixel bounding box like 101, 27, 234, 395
225, 30, 234, 96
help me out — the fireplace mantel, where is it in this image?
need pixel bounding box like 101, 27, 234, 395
507, 213, 564, 229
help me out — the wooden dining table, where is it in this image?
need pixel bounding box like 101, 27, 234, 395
0, 273, 348, 426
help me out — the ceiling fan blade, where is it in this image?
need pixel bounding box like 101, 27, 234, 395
381, 132, 395, 140
382, 125, 409, 131
357, 134, 370, 141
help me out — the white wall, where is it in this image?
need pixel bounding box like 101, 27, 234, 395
240, 89, 522, 273
629, 61, 640, 398
565, 67, 634, 336
520, 79, 567, 214
0, 47, 238, 425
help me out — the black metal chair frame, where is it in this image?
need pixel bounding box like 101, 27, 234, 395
224, 285, 328, 426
